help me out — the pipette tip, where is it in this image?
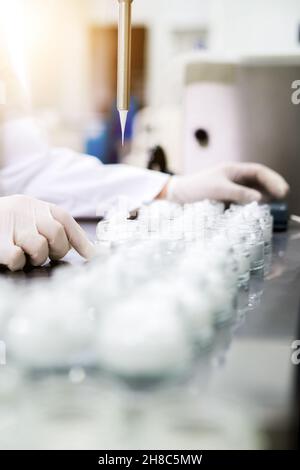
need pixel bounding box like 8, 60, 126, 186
118, 110, 128, 147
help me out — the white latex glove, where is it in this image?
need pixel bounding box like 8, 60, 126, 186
0, 195, 95, 271
166, 163, 289, 205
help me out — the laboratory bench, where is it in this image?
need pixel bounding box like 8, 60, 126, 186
0, 221, 299, 450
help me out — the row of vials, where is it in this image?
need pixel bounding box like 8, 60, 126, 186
0, 201, 272, 385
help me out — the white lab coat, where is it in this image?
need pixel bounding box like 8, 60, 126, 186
0, 117, 168, 218
0, 6, 168, 218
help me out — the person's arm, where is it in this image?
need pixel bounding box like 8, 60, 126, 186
1, 114, 168, 220
1, 143, 169, 218
1, 146, 289, 219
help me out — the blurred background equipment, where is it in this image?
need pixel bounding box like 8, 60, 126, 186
182, 55, 300, 213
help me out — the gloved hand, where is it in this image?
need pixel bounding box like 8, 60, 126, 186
0, 195, 95, 271
165, 163, 289, 204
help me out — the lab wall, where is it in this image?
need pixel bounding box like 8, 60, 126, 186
210, 0, 300, 55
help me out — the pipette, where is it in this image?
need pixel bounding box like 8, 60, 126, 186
117, 0, 133, 145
